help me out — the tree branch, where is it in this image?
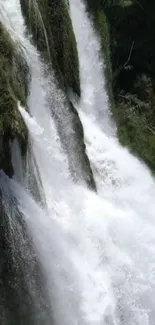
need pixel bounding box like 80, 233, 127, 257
113, 40, 135, 82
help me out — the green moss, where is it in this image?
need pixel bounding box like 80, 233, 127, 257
0, 23, 29, 176
60, 2, 80, 96
20, 0, 80, 96
115, 75, 155, 172
82, 0, 114, 105
117, 107, 155, 173
94, 10, 114, 105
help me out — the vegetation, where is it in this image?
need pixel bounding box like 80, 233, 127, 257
0, 23, 29, 176
20, 0, 81, 96
94, 10, 113, 104
85, 0, 155, 173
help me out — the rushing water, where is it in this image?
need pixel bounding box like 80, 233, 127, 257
1, 0, 155, 325
70, 0, 114, 134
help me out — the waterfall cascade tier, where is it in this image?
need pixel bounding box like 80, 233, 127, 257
0, 0, 155, 325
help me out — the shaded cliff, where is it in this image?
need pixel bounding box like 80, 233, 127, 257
0, 22, 28, 177
0, 174, 53, 325
20, 0, 80, 96
20, 0, 96, 190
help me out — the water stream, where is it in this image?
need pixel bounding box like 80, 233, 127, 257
1, 0, 155, 325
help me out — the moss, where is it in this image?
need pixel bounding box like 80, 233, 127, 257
20, 0, 80, 96
115, 74, 155, 172
94, 10, 114, 105
117, 102, 155, 173
0, 23, 29, 176
82, 0, 114, 106
20, 0, 97, 189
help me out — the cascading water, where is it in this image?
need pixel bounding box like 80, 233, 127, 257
69, 0, 115, 135
1, 1, 155, 325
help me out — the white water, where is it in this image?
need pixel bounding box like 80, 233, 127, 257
1, 1, 155, 325
70, 0, 115, 136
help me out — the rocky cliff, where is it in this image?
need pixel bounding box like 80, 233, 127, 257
0, 22, 28, 176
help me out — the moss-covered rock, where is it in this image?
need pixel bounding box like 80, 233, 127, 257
0, 23, 29, 176
68, 101, 96, 190
20, 0, 81, 96
20, 0, 96, 190
94, 10, 113, 104
83, 0, 114, 107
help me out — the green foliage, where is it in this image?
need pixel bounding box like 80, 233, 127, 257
117, 98, 155, 172
108, 1, 155, 172
114, 73, 155, 172
20, 0, 81, 96
85, 0, 155, 173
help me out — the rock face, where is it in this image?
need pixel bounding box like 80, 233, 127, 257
0, 181, 53, 325
0, 22, 28, 177
0, 26, 32, 323
0, 21, 53, 325
20, 0, 96, 190
20, 0, 81, 96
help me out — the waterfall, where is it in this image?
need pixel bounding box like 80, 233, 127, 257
70, 0, 115, 135
1, 0, 155, 325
